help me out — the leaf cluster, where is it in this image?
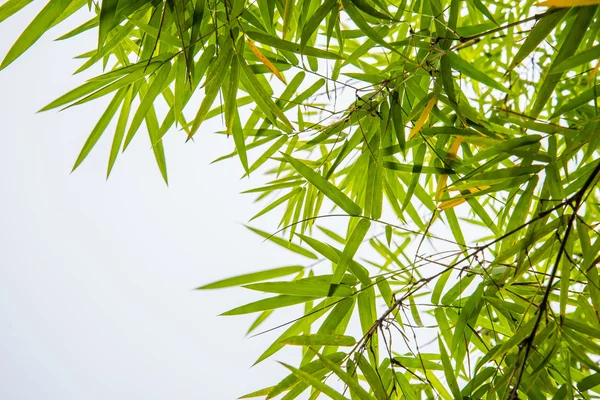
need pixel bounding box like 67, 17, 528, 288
3, 0, 600, 398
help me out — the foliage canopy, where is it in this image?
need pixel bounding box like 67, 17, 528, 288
3, 0, 600, 398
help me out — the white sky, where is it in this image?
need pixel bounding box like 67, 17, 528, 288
0, 3, 310, 399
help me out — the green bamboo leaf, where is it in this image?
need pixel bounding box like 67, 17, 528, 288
238, 56, 294, 131
468, 165, 543, 181
144, 103, 168, 184
245, 136, 288, 177
282, 0, 294, 40
402, 143, 426, 210
98, 0, 118, 49
246, 226, 318, 259
312, 350, 372, 400
384, 161, 454, 175
357, 283, 378, 366
279, 362, 349, 400
188, 43, 233, 139
451, 283, 484, 352
66, 60, 168, 110
461, 368, 496, 397
72, 88, 127, 172
127, 18, 182, 48
55, 16, 97, 40
393, 356, 444, 371
123, 62, 172, 150
340, 0, 397, 54
282, 153, 362, 215
221, 295, 315, 315
394, 372, 418, 400
244, 281, 355, 297
254, 298, 332, 364
333, 219, 370, 284
223, 54, 241, 122
107, 84, 136, 178
447, 52, 509, 93
246, 30, 342, 59
249, 187, 300, 221
531, 7, 597, 117
366, 149, 383, 220
465, 0, 496, 24
439, 338, 461, 400
230, 112, 249, 174
267, 353, 347, 399
239, 387, 276, 399
440, 55, 458, 107
281, 334, 356, 347
551, 84, 600, 118
508, 8, 568, 71
385, 225, 392, 246
246, 310, 274, 335
297, 234, 371, 285
301, 0, 338, 48
432, 268, 452, 305
349, 0, 394, 20
355, 354, 387, 400
1, 0, 73, 70
441, 273, 476, 305
578, 373, 600, 392
0, 0, 33, 24
551, 43, 600, 73
39, 79, 110, 112
197, 266, 304, 289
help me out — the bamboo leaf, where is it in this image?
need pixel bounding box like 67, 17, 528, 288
123, 62, 172, 149
531, 7, 597, 117
279, 362, 349, 400
551, 43, 600, 73
301, 0, 338, 48
239, 56, 294, 130
0, 0, 33, 24
221, 295, 315, 315
312, 350, 372, 400
333, 219, 370, 284
247, 39, 287, 83
447, 52, 509, 93
244, 281, 355, 297
508, 8, 568, 71
281, 334, 356, 347
246, 30, 342, 59
197, 266, 304, 289
282, 153, 362, 215
98, 0, 118, 50
72, 88, 127, 171
188, 40, 234, 139
1, 0, 73, 70
246, 226, 318, 259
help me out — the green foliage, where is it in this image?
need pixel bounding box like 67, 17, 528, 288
3, 0, 600, 398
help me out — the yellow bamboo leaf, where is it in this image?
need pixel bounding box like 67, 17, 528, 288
436, 175, 448, 202
438, 197, 466, 210
438, 185, 490, 210
536, 0, 600, 6
436, 137, 463, 201
587, 57, 600, 84
446, 185, 491, 193
409, 97, 436, 140
247, 39, 287, 84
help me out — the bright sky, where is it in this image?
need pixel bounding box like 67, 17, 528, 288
0, 3, 309, 399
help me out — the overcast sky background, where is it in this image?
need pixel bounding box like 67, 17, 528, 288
0, 3, 310, 399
